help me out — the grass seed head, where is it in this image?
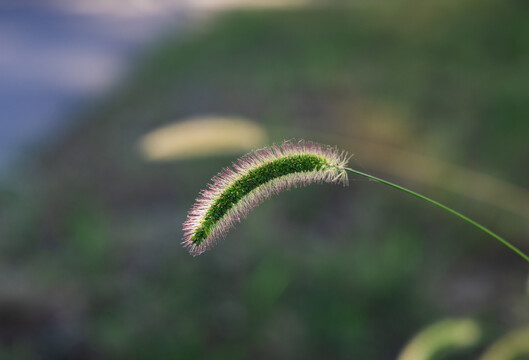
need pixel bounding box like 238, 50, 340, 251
182, 139, 349, 256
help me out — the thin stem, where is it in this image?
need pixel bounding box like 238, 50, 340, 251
345, 167, 529, 264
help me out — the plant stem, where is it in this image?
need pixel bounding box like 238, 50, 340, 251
345, 167, 529, 264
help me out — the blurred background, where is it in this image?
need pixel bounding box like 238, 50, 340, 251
1, 0, 529, 359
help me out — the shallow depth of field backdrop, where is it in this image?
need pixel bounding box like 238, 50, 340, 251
1, 0, 529, 359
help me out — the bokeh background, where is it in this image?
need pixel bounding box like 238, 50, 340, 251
1, 0, 529, 359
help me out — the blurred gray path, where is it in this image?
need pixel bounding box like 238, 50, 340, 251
0, 1, 190, 176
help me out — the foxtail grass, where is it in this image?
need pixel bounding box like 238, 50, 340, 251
182, 139, 529, 263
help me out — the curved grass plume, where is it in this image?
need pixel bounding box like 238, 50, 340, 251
397, 318, 482, 360
182, 139, 529, 262
183, 140, 348, 255
139, 116, 267, 161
